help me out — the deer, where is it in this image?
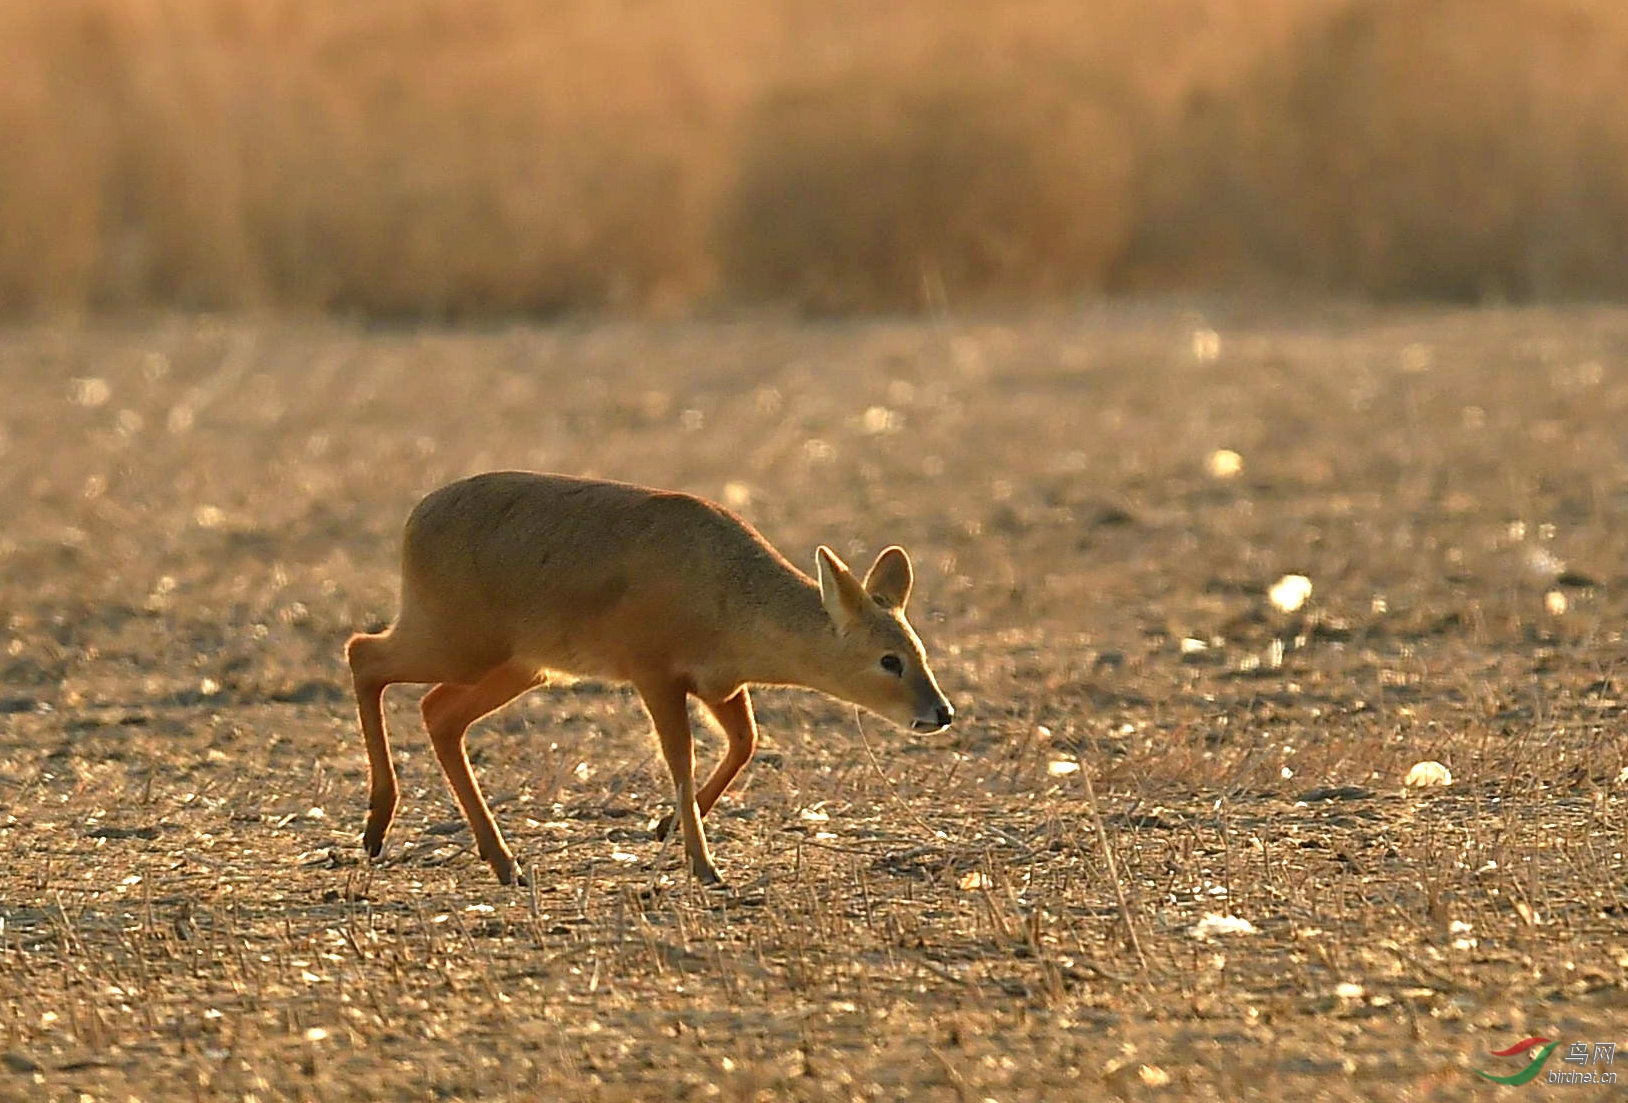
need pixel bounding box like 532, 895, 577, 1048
344, 471, 955, 886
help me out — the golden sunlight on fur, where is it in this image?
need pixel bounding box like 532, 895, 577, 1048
346, 471, 952, 886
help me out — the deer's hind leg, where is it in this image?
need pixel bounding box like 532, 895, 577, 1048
345, 617, 510, 863
421, 662, 541, 884
346, 629, 450, 859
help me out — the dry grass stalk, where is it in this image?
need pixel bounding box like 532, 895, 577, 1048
1082, 766, 1149, 974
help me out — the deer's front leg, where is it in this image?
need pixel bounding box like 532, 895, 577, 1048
638, 679, 724, 885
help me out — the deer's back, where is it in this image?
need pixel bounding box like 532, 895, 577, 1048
395, 472, 801, 678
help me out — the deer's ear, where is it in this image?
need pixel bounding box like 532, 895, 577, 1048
863, 546, 913, 609
816, 546, 867, 629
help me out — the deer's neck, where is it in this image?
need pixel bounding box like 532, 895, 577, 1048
736, 571, 845, 693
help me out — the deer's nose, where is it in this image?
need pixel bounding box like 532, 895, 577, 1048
914, 701, 954, 732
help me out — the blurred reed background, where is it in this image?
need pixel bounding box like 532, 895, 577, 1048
3, 0, 1626, 317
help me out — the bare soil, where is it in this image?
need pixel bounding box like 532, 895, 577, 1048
1, 303, 1626, 1100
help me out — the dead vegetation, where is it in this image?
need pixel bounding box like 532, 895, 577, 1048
1, 304, 1626, 1099
5, 0, 1628, 315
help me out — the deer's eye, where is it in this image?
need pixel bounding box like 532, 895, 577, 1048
880, 654, 904, 676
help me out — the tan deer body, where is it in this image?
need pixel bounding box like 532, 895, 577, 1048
345, 471, 954, 885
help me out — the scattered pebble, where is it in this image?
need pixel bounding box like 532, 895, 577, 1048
1269, 574, 1313, 614
70, 377, 112, 407
1191, 913, 1257, 939
1206, 449, 1243, 479
861, 406, 899, 434
1138, 1065, 1171, 1087
1403, 761, 1452, 788
1524, 546, 1566, 580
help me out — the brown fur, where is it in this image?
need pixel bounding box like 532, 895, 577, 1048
346, 471, 954, 885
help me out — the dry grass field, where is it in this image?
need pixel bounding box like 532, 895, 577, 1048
1, 303, 1626, 1100
6, 0, 1628, 314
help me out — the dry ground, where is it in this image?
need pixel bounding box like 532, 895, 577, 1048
1, 303, 1626, 1100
